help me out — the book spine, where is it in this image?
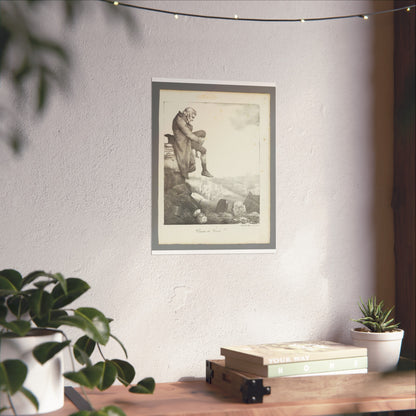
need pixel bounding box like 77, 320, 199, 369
267, 356, 368, 377
285, 368, 368, 377
221, 346, 368, 365
225, 356, 368, 377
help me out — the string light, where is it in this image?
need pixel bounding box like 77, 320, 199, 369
100, 0, 415, 23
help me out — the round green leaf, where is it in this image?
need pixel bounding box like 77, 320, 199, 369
0, 270, 22, 291
64, 366, 102, 389
51, 278, 90, 309
68, 412, 91, 416
97, 406, 127, 416
0, 319, 31, 336
74, 308, 110, 345
94, 361, 117, 391
74, 335, 96, 365
0, 275, 19, 296
0, 303, 7, 321
52, 315, 89, 333
128, 377, 155, 394
29, 290, 53, 327
7, 295, 30, 318
70, 406, 127, 416
47, 309, 69, 329
110, 359, 135, 386
0, 359, 27, 395
33, 340, 71, 364
20, 386, 39, 411
22, 270, 47, 287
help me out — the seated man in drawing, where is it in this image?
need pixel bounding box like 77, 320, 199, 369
170, 107, 213, 179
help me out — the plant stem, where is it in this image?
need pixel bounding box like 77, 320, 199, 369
17, 296, 22, 320
61, 332, 94, 411
7, 393, 17, 416
97, 343, 106, 361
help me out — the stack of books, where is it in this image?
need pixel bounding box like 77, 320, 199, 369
220, 340, 368, 378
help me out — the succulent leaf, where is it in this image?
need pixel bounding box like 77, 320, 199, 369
353, 296, 400, 332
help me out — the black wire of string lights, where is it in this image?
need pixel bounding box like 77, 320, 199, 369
100, 0, 415, 23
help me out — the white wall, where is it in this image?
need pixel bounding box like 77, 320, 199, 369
0, 1, 394, 383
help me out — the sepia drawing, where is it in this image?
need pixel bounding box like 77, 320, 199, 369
152, 80, 275, 253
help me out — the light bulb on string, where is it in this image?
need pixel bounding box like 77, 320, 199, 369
100, 1, 416, 24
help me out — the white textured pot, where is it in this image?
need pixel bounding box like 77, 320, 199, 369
0, 329, 64, 415
351, 328, 404, 372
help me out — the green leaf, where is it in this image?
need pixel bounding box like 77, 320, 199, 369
0, 276, 19, 296
29, 290, 53, 326
33, 340, 70, 364
29, 289, 53, 317
0, 319, 31, 336
7, 295, 30, 318
94, 361, 117, 391
68, 412, 91, 416
69, 407, 126, 416
0, 270, 22, 291
52, 273, 67, 294
128, 377, 155, 394
47, 309, 69, 328
52, 315, 89, 333
74, 308, 110, 345
19, 386, 39, 411
22, 270, 50, 287
54, 310, 109, 346
74, 335, 96, 365
0, 303, 7, 321
97, 406, 127, 416
0, 359, 27, 395
51, 278, 90, 308
33, 280, 54, 290
110, 360, 135, 386
22, 271, 68, 294
64, 366, 102, 389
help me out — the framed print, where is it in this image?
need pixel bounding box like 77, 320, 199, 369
152, 78, 276, 254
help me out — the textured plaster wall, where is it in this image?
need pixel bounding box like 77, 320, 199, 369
0, 1, 394, 382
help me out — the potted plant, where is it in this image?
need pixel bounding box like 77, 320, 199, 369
0, 269, 155, 416
351, 296, 404, 372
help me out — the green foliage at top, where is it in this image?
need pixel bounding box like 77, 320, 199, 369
353, 296, 400, 333
0, 0, 135, 154
0, 269, 154, 416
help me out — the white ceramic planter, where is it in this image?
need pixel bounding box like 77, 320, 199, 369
351, 328, 404, 372
0, 329, 64, 415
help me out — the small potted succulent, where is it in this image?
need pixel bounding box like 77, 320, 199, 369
0, 269, 155, 416
351, 296, 404, 372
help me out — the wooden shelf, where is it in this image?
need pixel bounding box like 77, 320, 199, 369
50, 367, 415, 416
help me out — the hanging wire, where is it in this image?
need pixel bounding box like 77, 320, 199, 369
100, 0, 415, 23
